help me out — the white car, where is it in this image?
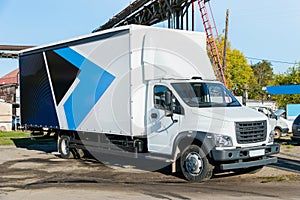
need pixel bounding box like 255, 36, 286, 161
251, 106, 289, 139
274, 109, 294, 133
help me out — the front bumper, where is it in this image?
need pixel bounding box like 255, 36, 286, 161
211, 143, 280, 170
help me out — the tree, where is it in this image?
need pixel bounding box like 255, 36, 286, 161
210, 37, 299, 106
251, 60, 275, 87
250, 60, 275, 99
214, 37, 256, 97
227, 49, 256, 97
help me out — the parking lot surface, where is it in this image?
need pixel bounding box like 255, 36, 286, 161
0, 139, 300, 200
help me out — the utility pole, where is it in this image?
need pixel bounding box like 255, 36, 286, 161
192, 2, 195, 31
222, 9, 229, 72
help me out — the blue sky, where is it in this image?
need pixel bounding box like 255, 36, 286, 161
0, 0, 299, 77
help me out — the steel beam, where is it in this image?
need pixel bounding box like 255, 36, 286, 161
94, 0, 150, 32
0, 45, 35, 51
93, 0, 197, 32
0, 45, 34, 59
0, 52, 18, 59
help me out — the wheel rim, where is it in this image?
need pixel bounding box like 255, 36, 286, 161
185, 152, 203, 176
274, 129, 280, 139
61, 138, 69, 155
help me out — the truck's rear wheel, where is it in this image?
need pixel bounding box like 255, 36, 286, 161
180, 145, 213, 182
58, 135, 71, 159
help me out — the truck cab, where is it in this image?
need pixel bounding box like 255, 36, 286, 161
147, 79, 279, 181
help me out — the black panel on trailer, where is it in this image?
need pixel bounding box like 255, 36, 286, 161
19, 53, 59, 128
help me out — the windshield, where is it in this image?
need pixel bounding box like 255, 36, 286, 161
274, 109, 285, 117
171, 82, 241, 107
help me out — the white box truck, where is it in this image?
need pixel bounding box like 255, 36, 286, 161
19, 25, 279, 182
0, 101, 12, 131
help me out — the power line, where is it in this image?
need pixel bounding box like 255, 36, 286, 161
245, 56, 298, 65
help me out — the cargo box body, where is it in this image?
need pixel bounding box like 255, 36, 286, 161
19, 25, 214, 137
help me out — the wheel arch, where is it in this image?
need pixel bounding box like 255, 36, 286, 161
274, 126, 283, 132
172, 131, 215, 162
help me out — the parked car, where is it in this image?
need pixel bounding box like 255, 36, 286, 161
291, 114, 300, 143
274, 109, 294, 133
250, 106, 289, 139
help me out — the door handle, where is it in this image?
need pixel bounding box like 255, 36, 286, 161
151, 113, 158, 119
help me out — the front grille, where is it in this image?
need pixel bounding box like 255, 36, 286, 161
236, 120, 267, 144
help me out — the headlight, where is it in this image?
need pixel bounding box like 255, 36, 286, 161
268, 130, 275, 143
214, 134, 233, 147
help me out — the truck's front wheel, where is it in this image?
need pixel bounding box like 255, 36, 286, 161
180, 145, 213, 182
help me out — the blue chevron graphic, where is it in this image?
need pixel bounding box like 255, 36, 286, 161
54, 47, 115, 130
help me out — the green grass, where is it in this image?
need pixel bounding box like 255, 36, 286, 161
280, 143, 294, 152
0, 131, 30, 146
0, 130, 56, 147
260, 174, 300, 182
285, 144, 294, 149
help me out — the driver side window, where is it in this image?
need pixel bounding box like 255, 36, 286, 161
154, 85, 169, 110
154, 85, 184, 115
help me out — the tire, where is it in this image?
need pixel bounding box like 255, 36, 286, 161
73, 148, 85, 159
274, 128, 281, 139
180, 145, 214, 182
58, 135, 71, 159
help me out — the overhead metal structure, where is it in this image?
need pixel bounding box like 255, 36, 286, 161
0, 45, 34, 59
0, 52, 18, 59
93, 0, 199, 32
1, 1, 226, 84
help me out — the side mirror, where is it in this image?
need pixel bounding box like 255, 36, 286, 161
165, 90, 172, 107
165, 90, 173, 117
164, 90, 178, 123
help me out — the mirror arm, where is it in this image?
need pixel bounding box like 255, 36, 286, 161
171, 116, 178, 123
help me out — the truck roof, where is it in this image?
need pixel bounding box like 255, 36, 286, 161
19, 25, 207, 56
19, 26, 130, 56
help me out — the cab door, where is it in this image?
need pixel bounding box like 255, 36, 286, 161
147, 84, 184, 155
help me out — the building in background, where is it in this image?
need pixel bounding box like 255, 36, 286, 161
0, 68, 19, 116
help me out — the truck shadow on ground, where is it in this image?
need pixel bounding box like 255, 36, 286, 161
11, 136, 178, 177
271, 138, 300, 173
10, 135, 300, 182
275, 137, 300, 146
12, 136, 57, 153
270, 157, 300, 174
